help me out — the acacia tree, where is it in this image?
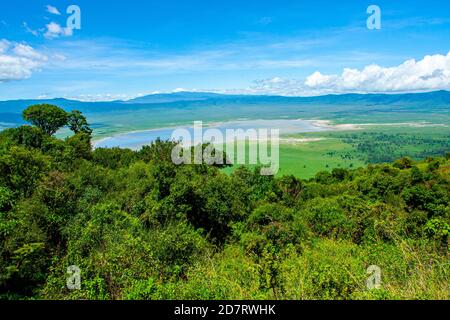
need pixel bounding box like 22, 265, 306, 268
67, 110, 93, 135
22, 104, 68, 135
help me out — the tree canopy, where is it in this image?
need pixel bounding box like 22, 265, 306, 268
67, 110, 92, 135
22, 104, 68, 136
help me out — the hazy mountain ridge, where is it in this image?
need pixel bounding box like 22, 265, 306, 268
2, 90, 450, 107
1, 90, 449, 130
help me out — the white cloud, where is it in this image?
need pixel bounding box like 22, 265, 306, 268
23, 22, 39, 36
304, 52, 450, 93
0, 39, 9, 53
248, 52, 450, 96
13, 43, 47, 60
173, 88, 190, 92
64, 93, 132, 102
44, 22, 73, 39
46, 5, 61, 15
244, 78, 305, 96
0, 40, 48, 82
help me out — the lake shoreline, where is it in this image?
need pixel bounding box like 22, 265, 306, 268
92, 118, 358, 149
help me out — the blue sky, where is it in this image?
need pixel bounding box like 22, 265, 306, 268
1, 0, 450, 100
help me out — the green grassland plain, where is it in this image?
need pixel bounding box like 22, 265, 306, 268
223, 124, 449, 178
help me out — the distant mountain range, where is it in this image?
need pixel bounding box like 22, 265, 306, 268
126, 91, 227, 104
126, 90, 450, 105
2, 90, 450, 109
1, 90, 449, 130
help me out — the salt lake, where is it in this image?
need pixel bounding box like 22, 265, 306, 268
93, 119, 331, 150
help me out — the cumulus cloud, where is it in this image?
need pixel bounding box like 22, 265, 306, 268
46, 5, 61, 15
44, 22, 73, 39
0, 40, 48, 82
249, 52, 450, 96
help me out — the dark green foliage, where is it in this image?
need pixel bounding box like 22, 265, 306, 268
0, 107, 449, 300
67, 110, 92, 135
0, 126, 46, 149
393, 157, 414, 169
0, 146, 50, 197
138, 138, 177, 163
66, 132, 93, 160
338, 132, 450, 163
331, 168, 351, 182
276, 175, 303, 206
93, 147, 137, 169
22, 104, 68, 136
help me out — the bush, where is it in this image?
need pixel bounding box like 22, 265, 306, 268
304, 197, 348, 238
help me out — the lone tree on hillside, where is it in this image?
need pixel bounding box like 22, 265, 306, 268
67, 110, 93, 135
22, 104, 68, 135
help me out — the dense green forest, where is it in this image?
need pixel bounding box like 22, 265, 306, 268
0, 105, 449, 300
